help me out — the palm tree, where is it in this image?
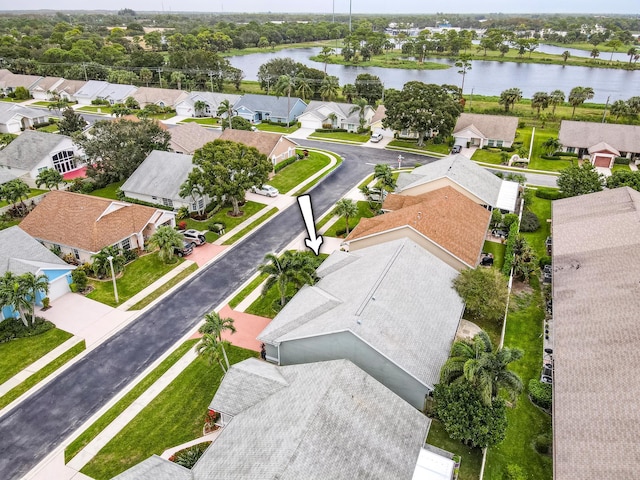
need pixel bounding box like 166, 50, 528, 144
542, 137, 561, 155
318, 46, 334, 74
20, 272, 49, 325
195, 333, 227, 373
373, 163, 397, 192
0, 272, 31, 327
217, 99, 235, 130
2, 179, 30, 216
605, 39, 623, 63
319, 76, 340, 101
531, 92, 550, 116
274, 74, 296, 128
171, 71, 186, 90
148, 225, 185, 263
334, 198, 358, 235
327, 112, 338, 128
568, 86, 595, 119
91, 246, 125, 278
549, 90, 565, 116
349, 98, 369, 130
295, 76, 313, 102
561, 50, 570, 63
179, 176, 206, 217
342, 83, 356, 103
199, 311, 236, 370
610, 99, 629, 120
139, 68, 153, 87
258, 251, 316, 308
440, 331, 523, 406
628, 47, 638, 65
455, 54, 472, 94
35, 168, 63, 190
194, 100, 207, 118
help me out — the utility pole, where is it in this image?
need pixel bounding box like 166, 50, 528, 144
208, 71, 215, 92
82, 63, 88, 81
156, 68, 163, 88
349, 0, 352, 32
602, 95, 610, 123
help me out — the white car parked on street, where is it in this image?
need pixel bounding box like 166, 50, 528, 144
251, 185, 279, 197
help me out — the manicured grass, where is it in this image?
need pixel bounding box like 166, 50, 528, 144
483, 240, 506, 271
471, 147, 506, 165
293, 153, 343, 195
521, 192, 552, 259
145, 111, 176, 120
179, 117, 221, 126
77, 106, 113, 114
37, 124, 59, 133
245, 282, 297, 319
308, 131, 371, 143
65, 340, 198, 463
484, 289, 553, 480
0, 340, 85, 409
222, 207, 278, 245
87, 252, 185, 307
612, 164, 631, 173
128, 263, 199, 311
527, 127, 574, 172
228, 273, 268, 309
255, 123, 299, 134
0, 328, 73, 385
81, 345, 257, 479
426, 419, 483, 480
388, 139, 450, 155
323, 201, 376, 238
311, 51, 450, 70
88, 181, 125, 200
0, 188, 47, 208
269, 151, 331, 193
183, 200, 266, 242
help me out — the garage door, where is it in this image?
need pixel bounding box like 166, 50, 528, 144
593, 155, 611, 168
48, 276, 71, 301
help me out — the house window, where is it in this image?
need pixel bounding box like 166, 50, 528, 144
121, 238, 131, 250
152, 196, 158, 201
497, 140, 504, 147
566, 147, 575, 153
73, 249, 80, 260
191, 202, 197, 211
198, 199, 204, 210
38, 166, 47, 173
52, 150, 77, 174
487, 139, 495, 147
162, 198, 173, 208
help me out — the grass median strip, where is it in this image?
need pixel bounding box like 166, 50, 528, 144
64, 340, 197, 463
222, 207, 278, 245
128, 264, 199, 311
228, 273, 268, 309
0, 341, 85, 410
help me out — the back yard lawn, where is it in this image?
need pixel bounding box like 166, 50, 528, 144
89, 181, 125, 201
0, 188, 47, 208
426, 420, 483, 480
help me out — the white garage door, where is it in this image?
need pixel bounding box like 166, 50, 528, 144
48, 275, 71, 301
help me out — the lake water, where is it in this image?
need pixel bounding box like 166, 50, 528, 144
228, 47, 640, 103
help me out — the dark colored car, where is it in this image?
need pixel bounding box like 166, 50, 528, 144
174, 241, 194, 257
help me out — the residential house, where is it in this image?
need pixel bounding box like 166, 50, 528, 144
121, 150, 209, 213
298, 100, 375, 132
0, 69, 42, 96
552, 187, 640, 480
369, 104, 394, 138
114, 358, 449, 480
174, 92, 241, 118
558, 120, 640, 167
258, 238, 464, 410
49, 79, 87, 102
232, 93, 306, 124
396, 154, 519, 212
0, 226, 75, 320
0, 130, 84, 182
131, 87, 188, 109
0, 103, 49, 134
452, 113, 519, 148
19, 190, 175, 264
344, 186, 491, 270
219, 129, 298, 166
29, 76, 64, 101
72, 80, 137, 106
168, 123, 220, 155
72, 80, 109, 105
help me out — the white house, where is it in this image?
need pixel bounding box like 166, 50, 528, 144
174, 92, 241, 118
452, 113, 519, 149
298, 100, 375, 132
0, 103, 49, 134
73, 81, 137, 105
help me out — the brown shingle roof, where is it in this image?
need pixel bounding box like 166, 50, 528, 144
382, 193, 426, 211
453, 113, 519, 144
169, 123, 221, 154
20, 191, 161, 253
132, 87, 188, 107
552, 187, 640, 480
346, 186, 490, 267
219, 129, 283, 157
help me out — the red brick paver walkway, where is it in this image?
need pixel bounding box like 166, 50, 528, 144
187, 243, 228, 267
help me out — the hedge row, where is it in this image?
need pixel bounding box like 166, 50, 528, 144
315, 127, 347, 133
528, 378, 552, 410
541, 152, 579, 160
482, 145, 515, 152
274, 155, 297, 173
614, 156, 631, 165
535, 189, 564, 200
502, 221, 520, 276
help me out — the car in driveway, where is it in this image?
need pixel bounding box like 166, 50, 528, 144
251, 185, 279, 197
179, 229, 207, 247
174, 241, 194, 257
370, 132, 383, 143
451, 145, 462, 154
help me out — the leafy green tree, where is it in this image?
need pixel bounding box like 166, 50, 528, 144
453, 267, 508, 325
148, 225, 184, 263
35, 168, 63, 190
511, 235, 537, 282
57, 107, 87, 136
259, 251, 317, 307
433, 382, 508, 448
590, 48, 600, 60
606, 170, 640, 191
557, 162, 604, 197
196, 333, 228, 373
199, 311, 236, 370
605, 38, 623, 62
334, 198, 358, 235
568, 86, 595, 119
440, 330, 523, 406
228, 116, 253, 131
75, 118, 170, 184
383, 82, 463, 147
110, 103, 131, 117
13, 86, 30, 100
341, 83, 356, 103
498, 87, 523, 112
189, 139, 272, 217
354, 73, 383, 105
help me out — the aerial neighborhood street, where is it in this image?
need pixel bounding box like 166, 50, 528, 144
0, 3, 638, 480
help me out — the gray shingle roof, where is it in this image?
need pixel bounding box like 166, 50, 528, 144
234, 93, 304, 118
131, 87, 188, 107
0, 169, 17, 185
197, 359, 430, 480
73, 80, 109, 98
453, 113, 519, 143
179, 92, 241, 110
559, 120, 640, 153
0, 103, 47, 124
397, 154, 505, 207
98, 83, 137, 102
301, 100, 373, 125
552, 186, 640, 480
0, 226, 70, 276
0, 130, 70, 170
112, 455, 192, 480
258, 238, 464, 387
121, 150, 194, 200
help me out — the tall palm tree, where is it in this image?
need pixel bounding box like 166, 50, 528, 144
295, 76, 313, 102
170, 71, 186, 90
259, 251, 316, 307
561, 50, 570, 63
327, 112, 338, 128
274, 74, 296, 128
342, 83, 356, 103
334, 198, 358, 235
568, 86, 595, 119
193, 100, 207, 118
20, 272, 49, 325
179, 176, 206, 217
349, 98, 369, 129
148, 225, 185, 263
373, 163, 397, 192
0, 272, 31, 327
196, 333, 227, 373
319, 76, 340, 101
3, 179, 30, 216
199, 311, 236, 370
318, 46, 334, 74
440, 331, 523, 406
549, 90, 565, 116
216, 99, 235, 130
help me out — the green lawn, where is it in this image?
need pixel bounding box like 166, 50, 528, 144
612, 164, 631, 173
88, 181, 125, 200
183, 200, 266, 242
269, 151, 331, 193
426, 420, 483, 480
293, 153, 343, 195
129, 263, 199, 311
222, 207, 278, 245
179, 117, 221, 126
37, 124, 60, 133
471, 147, 506, 165
323, 201, 376, 238
81, 345, 257, 479
483, 240, 506, 271
527, 127, 574, 172
308, 131, 371, 144
77, 106, 113, 114
0, 328, 73, 385
255, 123, 299, 134
388, 139, 451, 155
228, 273, 268, 309
521, 192, 552, 259
0, 188, 47, 208
87, 252, 185, 307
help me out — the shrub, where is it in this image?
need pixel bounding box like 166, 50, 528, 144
69, 282, 78, 293
614, 156, 630, 165
535, 189, 564, 200
539, 255, 551, 268
528, 378, 552, 409
502, 221, 520, 275
208, 222, 226, 233
502, 213, 519, 229
274, 156, 297, 173
42, 297, 50, 309
0, 317, 54, 343
122, 249, 138, 263
520, 210, 540, 232
171, 442, 211, 469
518, 121, 526, 129
178, 221, 187, 230
315, 127, 347, 133
357, 126, 371, 134
534, 433, 552, 454
71, 270, 88, 291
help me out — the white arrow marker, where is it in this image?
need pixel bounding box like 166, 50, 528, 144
297, 194, 323, 256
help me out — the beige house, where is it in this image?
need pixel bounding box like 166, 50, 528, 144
298, 101, 375, 133
20, 191, 176, 264
344, 186, 491, 270
453, 113, 519, 148
131, 87, 188, 109
0, 69, 42, 96
168, 123, 221, 154
219, 129, 298, 166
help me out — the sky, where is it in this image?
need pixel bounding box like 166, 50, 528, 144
2, 0, 638, 15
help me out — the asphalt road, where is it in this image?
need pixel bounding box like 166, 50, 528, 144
0, 143, 432, 479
